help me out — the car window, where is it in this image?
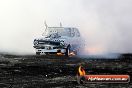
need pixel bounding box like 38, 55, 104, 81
64, 28, 73, 37
75, 28, 80, 37
70, 28, 75, 37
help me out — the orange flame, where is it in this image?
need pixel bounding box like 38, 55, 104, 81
57, 51, 76, 56
70, 52, 76, 56
57, 53, 63, 55
78, 66, 86, 76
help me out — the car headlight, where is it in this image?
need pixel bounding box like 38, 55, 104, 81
60, 41, 65, 46
34, 40, 39, 45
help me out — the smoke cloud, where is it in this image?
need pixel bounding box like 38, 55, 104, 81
0, 0, 132, 55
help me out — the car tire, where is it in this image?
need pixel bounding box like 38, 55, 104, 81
65, 44, 71, 57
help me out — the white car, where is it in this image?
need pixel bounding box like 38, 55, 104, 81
33, 26, 84, 56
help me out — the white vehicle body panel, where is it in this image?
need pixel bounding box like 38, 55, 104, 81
33, 27, 84, 55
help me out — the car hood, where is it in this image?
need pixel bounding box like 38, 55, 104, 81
34, 36, 68, 41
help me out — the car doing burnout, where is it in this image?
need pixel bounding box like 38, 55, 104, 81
33, 26, 84, 56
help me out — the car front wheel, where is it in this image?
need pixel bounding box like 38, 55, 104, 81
65, 44, 71, 57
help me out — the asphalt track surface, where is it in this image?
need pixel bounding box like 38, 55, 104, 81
0, 54, 131, 88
